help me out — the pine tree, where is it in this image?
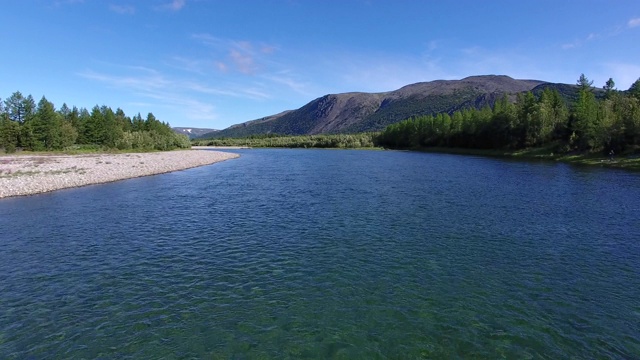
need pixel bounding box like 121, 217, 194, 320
34, 96, 63, 150
101, 105, 121, 148
0, 113, 20, 152
577, 73, 594, 92
603, 78, 616, 98
85, 105, 105, 145
4, 91, 35, 124
572, 88, 599, 150
629, 78, 640, 100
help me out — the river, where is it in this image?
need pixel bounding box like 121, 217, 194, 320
1, 149, 639, 358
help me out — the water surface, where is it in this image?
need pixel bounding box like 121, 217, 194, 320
1, 149, 639, 358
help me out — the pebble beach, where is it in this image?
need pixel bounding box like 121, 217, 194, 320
0, 150, 239, 199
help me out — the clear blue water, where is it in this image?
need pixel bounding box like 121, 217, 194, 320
1, 149, 639, 359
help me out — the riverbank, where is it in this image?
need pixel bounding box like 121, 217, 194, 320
416, 146, 640, 171
192, 145, 251, 149
0, 150, 239, 199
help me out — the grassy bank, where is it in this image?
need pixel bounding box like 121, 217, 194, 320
0, 144, 204, 156
193, 133, 379, 149
415, 144, 640, 171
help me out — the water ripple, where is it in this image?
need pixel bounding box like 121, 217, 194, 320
1, 149, 639, 358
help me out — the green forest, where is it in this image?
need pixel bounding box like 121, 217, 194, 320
193, 133, 376, 149
0, 91, 191, 153
376, 75, 640, 154
5, 74, 640, 158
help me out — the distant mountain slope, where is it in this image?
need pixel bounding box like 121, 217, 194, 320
203, 75, 581, 138
173, 127, 218, 139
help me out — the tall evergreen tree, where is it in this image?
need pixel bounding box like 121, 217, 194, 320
131, 113, 144, 131
577, 73, 594, 92
603, 78, 616, 98
33, 96, 63, 150
85, 105, 105, 145
0, 113, 20, 152
115, 108, 132, 132
75, 108, 91, 144
4, 91, 35, 124
629, 78, 640, 100
100, 105, 121, 148
572, 88, 599, 150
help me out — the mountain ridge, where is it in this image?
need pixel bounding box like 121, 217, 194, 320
200, 75, 576, 139
172, 127, 218, 139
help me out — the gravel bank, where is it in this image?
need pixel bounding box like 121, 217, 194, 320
0, 150, 239, 199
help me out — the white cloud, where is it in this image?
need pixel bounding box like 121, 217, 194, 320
239, 88, 271, 100
261, 45, 277, 54
327, 53, 449, 93
78, 61, 275, 104
314, 43, 584, 96
192, 34, 279, 76
77, 66, 220, 123
425, 40, 439, 52
53, 0, 84, 5
192, 33, 224, 48
261, 71, 311, 96
229, 49, 256, 75
79, 69, 169, 91
158, 0, 186, 11
564, 18, 640, 49
109, 4, 135, 15
167, 56, 206, 74
215, 62, 228, 73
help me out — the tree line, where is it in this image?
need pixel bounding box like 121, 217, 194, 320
376, 75, 640, 154
194, 133, 377, 149
0, 91, 191, 153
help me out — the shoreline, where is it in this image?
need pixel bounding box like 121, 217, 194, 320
405, 146, 640, 171
191, 145, 251, 149
0, 150, 239, 199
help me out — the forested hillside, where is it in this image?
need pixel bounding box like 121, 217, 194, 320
377, 75, 640, 154
202, 75, 550, 139
0, 91, 190, 153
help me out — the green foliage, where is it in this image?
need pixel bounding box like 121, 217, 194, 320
603, 78, 616, 99
32, 96, 68, 150
3, 91, 35, 124
376, 74, 640, 155
193, 133, 377, 149
0, 113, 20, 153
208, 85, 517, 138
0, 91, 185, 152
572, 88, 599, 150
629, 78, 640, 100
577, 73, 594, 92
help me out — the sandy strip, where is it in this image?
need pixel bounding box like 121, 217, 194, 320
0, 150, 239, 199
192, 146, 251, 149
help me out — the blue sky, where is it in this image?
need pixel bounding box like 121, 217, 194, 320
1, 1, 639, 129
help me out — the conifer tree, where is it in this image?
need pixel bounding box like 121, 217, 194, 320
0, 113, 20, 152
577, 73, 594, 92
629, 78, 640, 100
4, 91, 35, 124
603, 78, 616, 97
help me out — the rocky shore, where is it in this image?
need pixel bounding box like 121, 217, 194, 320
0, 150, 239, 199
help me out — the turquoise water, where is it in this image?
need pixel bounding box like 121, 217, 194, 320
1, 149, 639, 359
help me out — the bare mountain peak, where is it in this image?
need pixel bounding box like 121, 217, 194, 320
173, 127, 218, 139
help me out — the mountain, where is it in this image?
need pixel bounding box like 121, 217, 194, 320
200, 75, 580, 139
173, 127, 218, 139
